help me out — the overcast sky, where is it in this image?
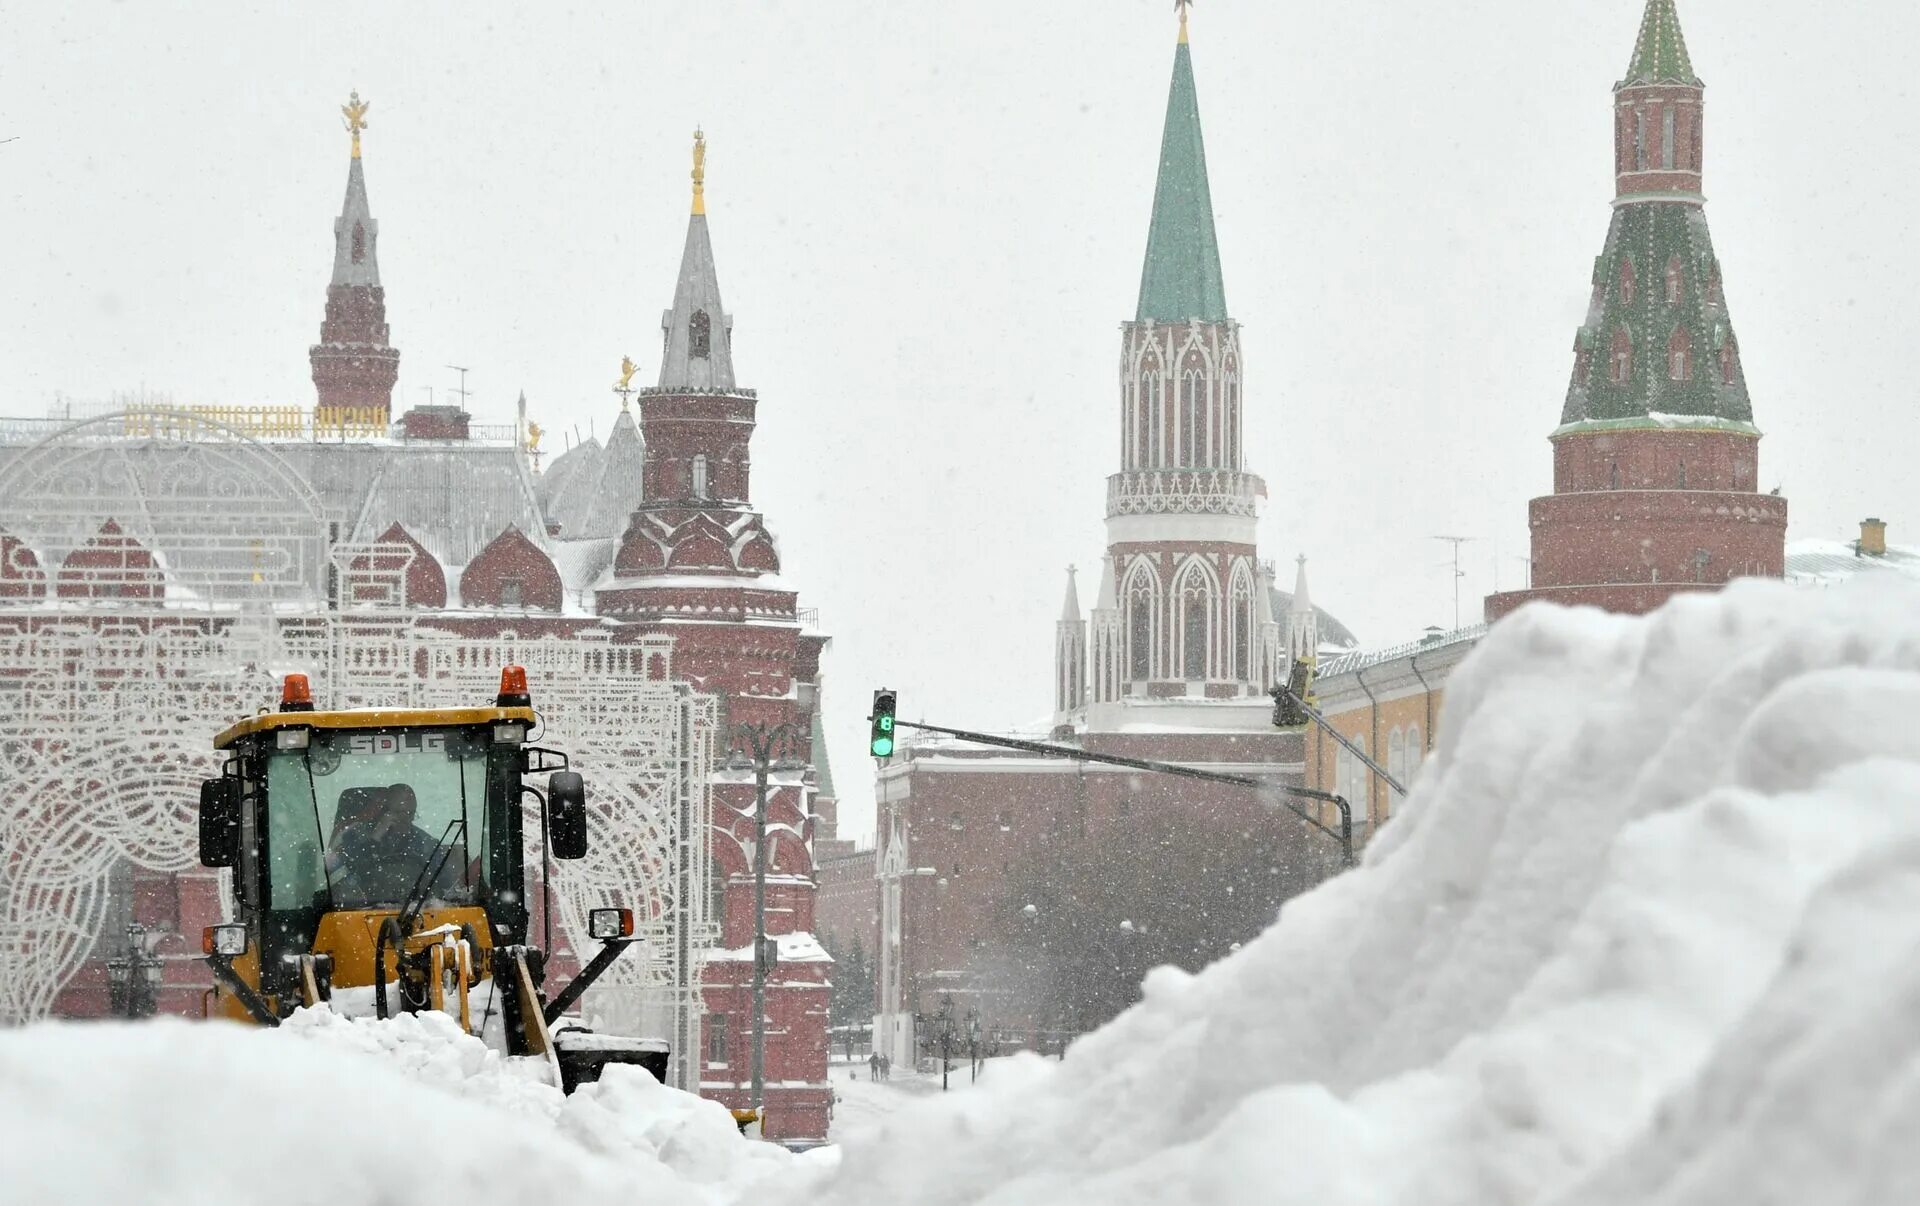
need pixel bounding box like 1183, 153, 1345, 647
5, 1, 1917, 844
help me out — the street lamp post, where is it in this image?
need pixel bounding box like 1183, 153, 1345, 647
106, 923, 165, 1019
728, 719, 806, 1127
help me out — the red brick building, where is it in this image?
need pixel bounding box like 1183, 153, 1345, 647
1486, 0, 1786, 621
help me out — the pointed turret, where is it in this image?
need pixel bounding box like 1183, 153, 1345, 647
658, 130, 736, 392
1286, 555, 1319, 670
1055, 566, 1087, 721
310, 91, 400, 420
1136, 15, 1227, 324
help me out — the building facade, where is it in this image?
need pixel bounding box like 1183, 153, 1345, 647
1486, 0, 1787, 621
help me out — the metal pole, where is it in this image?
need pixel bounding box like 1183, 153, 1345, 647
751, 749, 768, 1119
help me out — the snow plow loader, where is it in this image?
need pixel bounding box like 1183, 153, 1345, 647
194, 665, 664, 1091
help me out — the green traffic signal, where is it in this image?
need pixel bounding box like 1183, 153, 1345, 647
870, 689, 898, 757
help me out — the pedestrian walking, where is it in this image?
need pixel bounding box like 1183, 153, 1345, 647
868, 1051, 881, 1081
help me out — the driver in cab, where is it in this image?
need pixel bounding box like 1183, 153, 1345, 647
324, 784, 458, 906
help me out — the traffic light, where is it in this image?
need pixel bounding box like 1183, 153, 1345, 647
869, 689, 898, 757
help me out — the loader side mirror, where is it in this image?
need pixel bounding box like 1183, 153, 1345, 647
199, 778, 241, 868
548, 771, 588, 860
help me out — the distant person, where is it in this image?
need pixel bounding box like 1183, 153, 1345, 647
880, 1053, 891, 1082
868, 1051, 881, 1081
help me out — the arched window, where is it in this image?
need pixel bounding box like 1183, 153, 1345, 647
1668, 326, 1691, 381
1127, 572, 1155, 681
1178, 565, 1211, 680
1147, 372, 1164, 467
692, 454, 710, 499
1666, 257, 1683, 304
691, 310, 712, 359
1662, 107, 1677, 170
1124, 378, 1137, 469
1230, 571, 1253, 682
1610, 328, 1633, 383
1224, 378, 1239, 469
1610, 461, 1621, 490
1720, 341, 1737, 385
1407, 723, 1423, 770
1181, 370, 1202, 466
1634, 108, 1648, 171
1348, 735, 1370, 825
1619, 259, 1637, 306
351, 222, 366, 264
1387, 728, 1406, 810
1677, 459, 1688, 489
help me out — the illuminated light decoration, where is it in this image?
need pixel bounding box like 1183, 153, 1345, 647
0, 412, 718, 1093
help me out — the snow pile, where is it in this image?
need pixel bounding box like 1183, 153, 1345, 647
790, 578, 1920, 1204
0, 1007, 791, 1205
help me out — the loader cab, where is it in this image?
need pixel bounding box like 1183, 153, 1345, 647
199, 667, 588, 1012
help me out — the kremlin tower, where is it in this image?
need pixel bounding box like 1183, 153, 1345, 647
1056, 5, 1310, 732
309, 92, 401, 421
1486, 0, 1786, 621
595, 133, 832, 1143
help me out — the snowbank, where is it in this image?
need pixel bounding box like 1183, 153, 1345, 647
17, 579, 1920, 1204
785, 577, 1920, 1204
0, 1007, 791, 1205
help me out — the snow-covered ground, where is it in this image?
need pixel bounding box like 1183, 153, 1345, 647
11, 577, 1920, 1203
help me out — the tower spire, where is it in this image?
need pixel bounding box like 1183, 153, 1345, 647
1136, 10, 1226, 323
311, 92, 399, 419
1622, 0, 1700, 87
658, 130, 735, 391
1176, 0, 1191, 45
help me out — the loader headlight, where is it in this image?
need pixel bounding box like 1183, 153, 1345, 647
492, 723, 526, 745
202, 924, 248, 957
275, 727, 310, 751
588, 908, 634, 940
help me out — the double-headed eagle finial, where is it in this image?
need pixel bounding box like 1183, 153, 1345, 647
341, 90, 370, 159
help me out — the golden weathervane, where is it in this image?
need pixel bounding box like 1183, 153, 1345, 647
691, 128, 707, 216
342, 90, 370, 159
615, 355, 640, 410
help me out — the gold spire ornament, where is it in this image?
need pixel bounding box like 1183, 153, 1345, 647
614, 355, 639, 410
1176, 0, 1192, 43
691, 128, 707, 216
342, 91, 371, 158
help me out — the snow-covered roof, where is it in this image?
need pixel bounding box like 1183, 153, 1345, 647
1786, 537, 1920, 587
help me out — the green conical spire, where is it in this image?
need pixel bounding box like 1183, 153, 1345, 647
1136, 36, 1228, 324
1621, 0, 1701, 87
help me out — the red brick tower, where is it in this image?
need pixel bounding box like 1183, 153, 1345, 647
596, 132, 831, 1143
1486, 0, 1786, 621
309, 91, 401, 421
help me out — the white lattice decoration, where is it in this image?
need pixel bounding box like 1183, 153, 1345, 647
0, 414, 716, 1088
